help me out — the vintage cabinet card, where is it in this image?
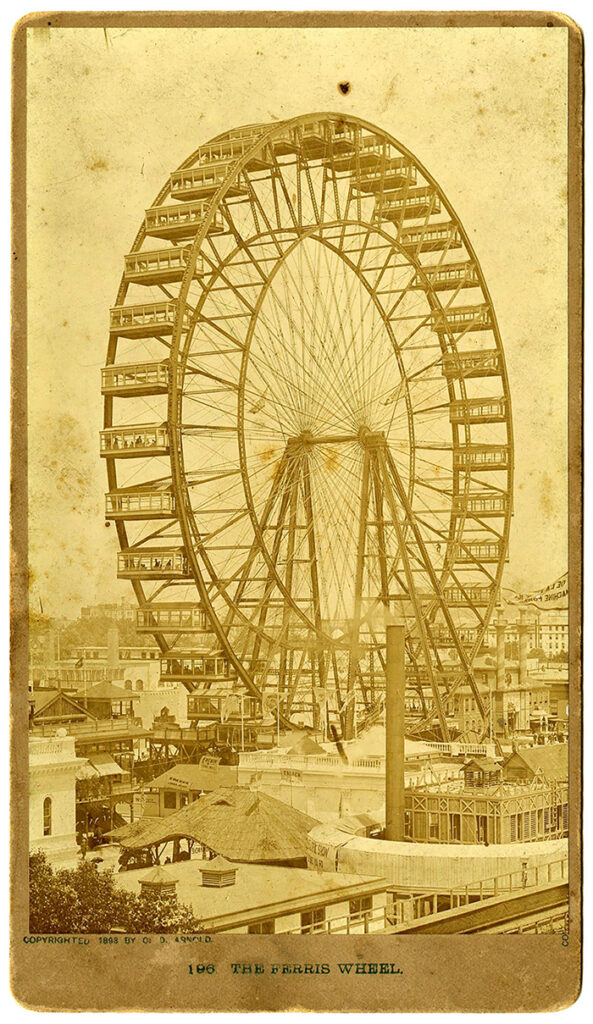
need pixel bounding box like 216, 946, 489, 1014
10, 11, 582, 1012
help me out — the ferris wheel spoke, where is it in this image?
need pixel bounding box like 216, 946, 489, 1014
372, 445, 449, 738
382, 446, 487, 720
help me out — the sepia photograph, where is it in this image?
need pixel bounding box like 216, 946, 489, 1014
11, 11, 582, 1012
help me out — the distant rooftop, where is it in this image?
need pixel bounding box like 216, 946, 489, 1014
113, 859, 388, 931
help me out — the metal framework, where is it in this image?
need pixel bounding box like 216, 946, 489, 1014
102, 113, 514, 741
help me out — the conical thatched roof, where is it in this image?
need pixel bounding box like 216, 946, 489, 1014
110, 787, 319, 863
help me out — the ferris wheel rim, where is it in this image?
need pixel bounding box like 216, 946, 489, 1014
103, 110, 514, 735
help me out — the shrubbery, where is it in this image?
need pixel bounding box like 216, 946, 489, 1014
29, 851, 202, 934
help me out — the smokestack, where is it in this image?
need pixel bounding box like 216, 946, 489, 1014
518, 609, 529, 687
495, 609, 506, 690
107, 625, 120, 674
385, 623, 405, 842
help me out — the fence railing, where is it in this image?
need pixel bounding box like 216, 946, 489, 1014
31, 716, 145, 738
239, 752, 385, 772
393, 855, 568, 925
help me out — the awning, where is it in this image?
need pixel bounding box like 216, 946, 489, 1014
88, 753, 125, 777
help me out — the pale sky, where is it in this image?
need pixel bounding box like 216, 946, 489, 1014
25, 24, 569, 617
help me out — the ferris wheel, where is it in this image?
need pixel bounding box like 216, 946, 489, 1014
102, 113, 513, 742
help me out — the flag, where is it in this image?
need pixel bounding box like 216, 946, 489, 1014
506, 572, 568, 610
261, 692, 278, 726
220, 693, 241, 723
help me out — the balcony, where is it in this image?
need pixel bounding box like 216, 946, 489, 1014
188, 693, 259, 721
399, 222, 462, 255
170, 162, 249, 201
456, 541, 503, 564
100, 423, 169, 458
109, 302, 191, 339
161, 652, 231, 682
413, 261, 479, 292
117, 548, 190, 580
124, 246, 205, 285
330, 133, 389, 171
442, 350, 501, 379
353, 158, 416, 194
136, 603, 209, 633
381, 186, 441, 222
430, 304, 493, 335
452, 492, 508, 517
449, 398, 507, 424
195, 136, 273, 170
105, 485, 176, 521
145, 200, 225, 240
101, 361, 172, 398
443, 586, 492, 607
453, 445, 510, 471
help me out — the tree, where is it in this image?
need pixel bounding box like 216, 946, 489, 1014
29, 851, 202, 934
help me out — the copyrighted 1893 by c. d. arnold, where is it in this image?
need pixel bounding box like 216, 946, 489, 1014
10, 10, 582, 1011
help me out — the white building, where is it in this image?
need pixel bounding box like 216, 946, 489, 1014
29, 732, 88, 863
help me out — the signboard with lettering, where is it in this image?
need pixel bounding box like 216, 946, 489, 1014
199, 755, 222, 770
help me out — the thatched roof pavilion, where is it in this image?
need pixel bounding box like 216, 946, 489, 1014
109, 787, 319, 864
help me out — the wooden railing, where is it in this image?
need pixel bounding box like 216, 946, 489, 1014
394, 855, 568, 925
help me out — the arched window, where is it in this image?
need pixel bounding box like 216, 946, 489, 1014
43, 797, 52, 837
135, 679, 144, 691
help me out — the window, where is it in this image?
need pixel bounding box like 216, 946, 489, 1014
301, 908, 326, 934
43, 797, 52, 837
163, 791, 177, 809
349, 896, 372, 921
248, 920, 275, 934
428, 813, 440, 839
449, 813, 461, 841
476, 815, 488, 843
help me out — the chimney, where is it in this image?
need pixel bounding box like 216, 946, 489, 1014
139, 866, 178, 900
385, 623, 406, 842
518, 608, 529, 687
495, 608, 506, 690
107, 625, 119, 675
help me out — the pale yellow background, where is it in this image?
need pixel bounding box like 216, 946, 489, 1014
25, 25, 568, 616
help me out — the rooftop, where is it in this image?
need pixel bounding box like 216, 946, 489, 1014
113, 859, 388, 931
147, 763, 239, 791
109, 787, 319, 863
75, 681, 141, 702
504, 743, 568, 782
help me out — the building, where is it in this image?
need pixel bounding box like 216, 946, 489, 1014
483, 605, 568, 660
140, 762, 240, 816
404, 776, 568, 845
114, 858, 392, 934
69, 645, 162, 690
29, 733, 89, 863
80, 599, 137, 623
503, 743, 568, 784
236, 738, 463, 820
109, 786, 319, 867
74, 680, 141, 720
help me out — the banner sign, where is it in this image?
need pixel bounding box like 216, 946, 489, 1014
507, 571, 568, 609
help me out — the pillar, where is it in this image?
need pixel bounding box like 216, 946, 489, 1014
107, 625, 120, 676
385, 624, 406, 842
495, 609, 507, 690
